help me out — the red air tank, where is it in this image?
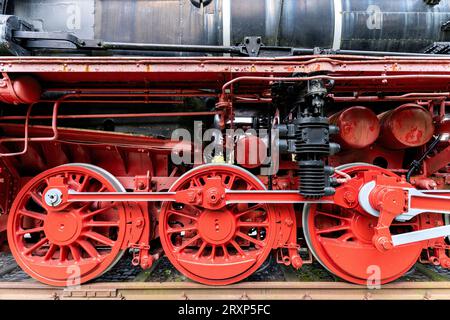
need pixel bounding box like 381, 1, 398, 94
378, 104, 434, 149
329, 106, 380, 149
0, 76, 41, 104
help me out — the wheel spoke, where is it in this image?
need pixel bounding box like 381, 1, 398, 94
316, 224, 350, 235
237, 221, 269, 228
210, 244, 216, 259
78, 175, 90, 192
168, 209, 198, 221
337, 232, 354, 242
167, 225, 197, 234
19, 209, 46, 221
192, 177, 203, 187
84, 231, 115, 247
69, 244, 81, 261
85, 221, 120, 228
222, 244, 230, 259
316, 210, 351, 221
230, 239, 246, 256
236, 232, 264, 247
76, 202, 92, 213
223, 174, 236, 189
194, 240, 207, 258
44, 244, 57, 260
176, 234, 200, 252
29, 191, 44, 208
23, 237, 48, 255
235, 203, 265, 219
17, 226, 44, 236
60, 245, 68, 262
77, 239, 100, 258
82, 204, 115, 220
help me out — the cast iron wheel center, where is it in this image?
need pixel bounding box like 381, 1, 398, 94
197, 209, 235, 245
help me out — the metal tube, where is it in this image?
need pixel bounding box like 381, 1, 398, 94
222, 74, 450, 94
0, 111, 220, 121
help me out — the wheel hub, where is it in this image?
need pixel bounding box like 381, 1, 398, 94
198, 209, 235, 245
44, 211, 81, 245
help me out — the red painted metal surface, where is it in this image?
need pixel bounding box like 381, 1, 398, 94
425, 144, 450, 175
0, 54, 447, 286
0, 75, 41, 105
378, 104, 435, 149
329, 106, 380, 149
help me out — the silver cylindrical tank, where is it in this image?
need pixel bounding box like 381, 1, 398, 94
12, 0, 450, 53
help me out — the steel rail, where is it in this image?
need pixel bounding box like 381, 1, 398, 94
1, 281, 450, 300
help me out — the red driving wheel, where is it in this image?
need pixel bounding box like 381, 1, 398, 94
7, 163, 127, 286
303, 163, 423, 285
159, 164, 278, 285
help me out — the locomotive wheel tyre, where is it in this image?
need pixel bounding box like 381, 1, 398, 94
159, 164, 280, 285
7, 163, 127, 286
303, 163, 423, 285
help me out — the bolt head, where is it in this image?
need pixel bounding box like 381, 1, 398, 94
378, 237, 393, 250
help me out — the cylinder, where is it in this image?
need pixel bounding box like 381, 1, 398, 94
378, 104, 435, 149
329, 106, 380, 149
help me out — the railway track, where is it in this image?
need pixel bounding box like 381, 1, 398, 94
1, 252, 450, 300
3, 281, 450, 300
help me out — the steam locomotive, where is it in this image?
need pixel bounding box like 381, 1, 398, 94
0, 0, 448, 286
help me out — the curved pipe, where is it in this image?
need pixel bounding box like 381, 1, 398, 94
221, 74, 450, 95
